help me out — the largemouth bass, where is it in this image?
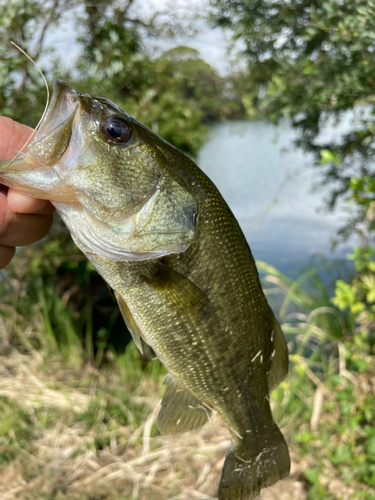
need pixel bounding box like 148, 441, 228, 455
0, 80, 290, 499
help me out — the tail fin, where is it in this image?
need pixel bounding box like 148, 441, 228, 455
218, 425, 290, 500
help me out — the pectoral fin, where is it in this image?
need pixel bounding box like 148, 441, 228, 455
267, 311, 289, 392
114, 291, 144, 354
146, 263, 212, 319
157, 374, 212, 434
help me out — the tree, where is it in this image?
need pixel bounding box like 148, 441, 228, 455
0, 0, 75, 126
210, 0, 375, 238
0, 0, 242, 156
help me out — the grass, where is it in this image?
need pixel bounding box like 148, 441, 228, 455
260, 260, 375, 500
0, 253, 374, 499
0, 332, 230, 500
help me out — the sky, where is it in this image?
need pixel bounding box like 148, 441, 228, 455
141, 0, 230, 73
45, 0, 231, 75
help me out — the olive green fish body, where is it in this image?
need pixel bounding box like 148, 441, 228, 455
0, 81, 290, 499
86, 150, 290, 499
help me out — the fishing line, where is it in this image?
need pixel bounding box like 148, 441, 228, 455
2, 42, 50, 169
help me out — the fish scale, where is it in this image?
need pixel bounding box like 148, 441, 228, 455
0, 80, 290, 500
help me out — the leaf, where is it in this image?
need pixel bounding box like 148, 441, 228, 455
319, 149, 341, 166
304, 468, 320, 484
367, 436, 375, 455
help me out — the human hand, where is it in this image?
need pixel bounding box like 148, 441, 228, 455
0, 117, 55, 269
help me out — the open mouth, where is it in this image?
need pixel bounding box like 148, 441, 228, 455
27, 80, 80, 168
0, 80, 82, 202
34, 80, 80, 142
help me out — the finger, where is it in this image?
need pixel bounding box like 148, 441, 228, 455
0, 195, 53, 247
0, 245, 15, 270
0, 212, 53, 247
7, 188, 55, 215
0, 117, 34, 160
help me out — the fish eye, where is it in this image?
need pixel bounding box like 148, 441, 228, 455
101, 115, 131, 144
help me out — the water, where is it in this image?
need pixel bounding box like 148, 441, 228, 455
197, 120, 356, 277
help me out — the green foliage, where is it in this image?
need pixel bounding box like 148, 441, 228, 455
0, 251, 84, 365
0, 0, 243, 156
210, 0, 375, 234
76, 45, 241, 155
258, 258, 352, 362
261, 259, 375, 498
0, 397, 33, 465
0, 0, 84, 126
332, 243, 375, 354
296, 371, 375, 497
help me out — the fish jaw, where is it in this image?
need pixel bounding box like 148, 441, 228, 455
0, 167, 77, 202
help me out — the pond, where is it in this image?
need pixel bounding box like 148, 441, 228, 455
197, 119, 356, 277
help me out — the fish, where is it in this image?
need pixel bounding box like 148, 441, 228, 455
0, 80, 290, 499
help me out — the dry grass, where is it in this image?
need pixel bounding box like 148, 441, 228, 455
0, 314, 312, 500
1, 305, 373, 500
0, 345, 222, 500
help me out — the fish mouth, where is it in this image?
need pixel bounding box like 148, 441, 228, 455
0, 80, 82, 201
35, 79, 80, 143
28, 80, 81, 168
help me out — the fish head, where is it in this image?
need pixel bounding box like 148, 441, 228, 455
0, 80, 198, 261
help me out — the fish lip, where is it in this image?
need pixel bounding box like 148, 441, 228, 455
35, 79, 80, 141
